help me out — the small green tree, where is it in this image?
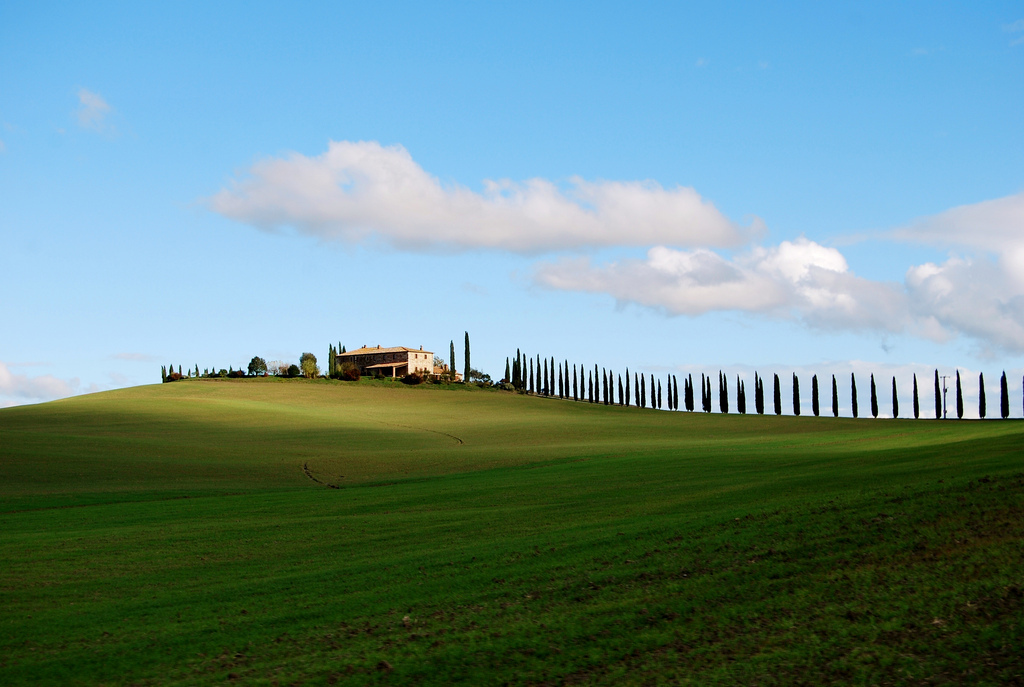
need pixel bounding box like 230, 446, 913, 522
300, 352, 318, 379
248, 356, 267, 377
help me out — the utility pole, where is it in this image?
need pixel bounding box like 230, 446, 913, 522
940, 375, 951, 419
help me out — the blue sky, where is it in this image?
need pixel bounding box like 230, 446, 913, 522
2, 2, 1023, 416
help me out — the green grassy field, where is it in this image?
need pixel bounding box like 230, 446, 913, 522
1, 378, 1022, 685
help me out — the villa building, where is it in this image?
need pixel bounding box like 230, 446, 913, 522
337, 345, 435, 378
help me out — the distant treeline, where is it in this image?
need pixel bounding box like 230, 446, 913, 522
502, 351, 1019, 420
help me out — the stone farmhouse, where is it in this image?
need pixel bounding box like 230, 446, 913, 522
338, 344, 447, 379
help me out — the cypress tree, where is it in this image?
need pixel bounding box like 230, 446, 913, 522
178, 365, 182, 376
956, 370, 963, 419
602, 369, 608, 405
450, 341, 456, 379
811, 375, 819, 417
832, 375, 839, 418
573, 365, 578, 401
551, 357, 556, 396
1000, 371, 1009, 419
870, 374, 878, 418
773, 374, 782, 416
811, 372, 819, 415
641, 374, 647, 408
934, 370, 941, 419
913, 374, 920, 419
505, 358, 511, 384
738, 377, 746, 414
161, 365, 167, 383
686, 374, 695, 412
892, 377, 899, 419
655, 380, 660, 409
625, 368, 631, 407
529, 358, 534, 393
464, 332, 471, 384
619, 375, 624, 405
635, 373, 640, 407
979, 372, 986, 419
851, 374, 859, 419
543, 359, 549, 396
792, 374, 800, 416
754, 373, 764, 415
722, 373, 729, 413
675, 375, 681, 411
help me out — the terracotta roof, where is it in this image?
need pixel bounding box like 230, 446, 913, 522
339, 346, 433, 356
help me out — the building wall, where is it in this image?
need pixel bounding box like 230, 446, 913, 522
339, 348, 433, 376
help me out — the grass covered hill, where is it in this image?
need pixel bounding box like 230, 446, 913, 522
1, 378, 1022, 685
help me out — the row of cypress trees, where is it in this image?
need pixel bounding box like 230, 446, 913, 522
502, 353, 1020, 419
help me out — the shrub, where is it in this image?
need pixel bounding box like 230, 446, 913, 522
227, 369, 246, 378
340, 362, 360, 381
166, 372, 183, 382
402, 373, 424, 385
287, 365, 300, 378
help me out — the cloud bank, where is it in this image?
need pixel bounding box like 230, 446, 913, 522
535, 238, 918, 334
208, 141, 757, 253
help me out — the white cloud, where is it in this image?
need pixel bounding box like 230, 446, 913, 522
535, 238, 913, 333
76, 88, 112, 131
534, 193, 1024, 353
207, 140, 758, 253
0, 362, 79, 406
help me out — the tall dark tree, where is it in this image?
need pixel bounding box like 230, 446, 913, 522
602, 369, 608, 405
635, 373, 640, 407
505, 358, 511, 384
978, 372, 986, 419
851, 374, 859, 419
657, 380, 662, 409
530, 358, 536, 393
464, 332, 471, 385
892, 377, 899, 419
1001, 371, 1010, 419
811, 375, 819, 417
934, 369, 941, 419
674, 375, 680, 411
551, 357, 556, 396
619, 375, 624, 405
565, 361, 570, 398
625, 368, 631, 407
913, 374, 920, 419
956, 370, 963, 419
573, 365, 578, 401
686, 374, 695, 412
832, 375, 839, 418
650, 375, 656, 409
870, 374, 878, 418
451, 340, 456, 378
700, 374, 706, 412
161, 365, 167, 383
641, 374, 647, 409
588, 370, 594, 403
792, 374, 801, 416
720, 372, 729, 414
328, 344, 335, 377
773, 374, 782, 416
738, 377, 746, 414
755, 373, 765, 415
